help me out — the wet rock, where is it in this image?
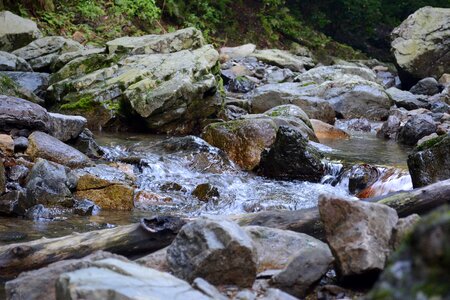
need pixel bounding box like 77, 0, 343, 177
13, 136, 28, 152
262, 104, 313, 130
410, 77, 442, 96
202, 118, 278, 170
192, 183, 219, 202
160, 182, 184, 192
73, 199, 100, 216
69, 129, 103, 158
319, 195, 398, 278
377, 115, 401, 139
407, 133, 450, 188
5, 251, 128, 300
24, 159, 73, 210
7, 164, 29, 184
0, 134, 14, 156
0, 75, 43, 104
248, 82, 336, 123
310, 119, 349, 140
0, 71, 50, 98
271, 242, 334, 298
244, 226, 332, 273
0, 159, 5, 194
219, 44, 256, 61
0, 190, 26, 216
228, 76, 256, 93
74, 171, 134, 211
397, 114, 437, 145
259, 126, 324, 182
0, 11, 42, 52
386, 87, 430, 110
26, 131, 91, 168
12, 36, 84, 72
167, 218, 257, 287
0, 51, 32, 71
107, 27, 205, 55
391, 7, 450, 87
367, 207, 450, 300
24, 204, 60, 220
250, 49, 315, 72
49, 113, 87, 142
295, 64, 378, 83
0, 96, 50, 131
347, 164, 380, 195
134, 190, 172, 209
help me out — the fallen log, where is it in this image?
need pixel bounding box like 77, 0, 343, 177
0, 216, 185, 278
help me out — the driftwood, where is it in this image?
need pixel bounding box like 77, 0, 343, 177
0, 216, 185, 278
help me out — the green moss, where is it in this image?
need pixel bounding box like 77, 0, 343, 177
60, 95, 97, 110
416, 134, 449, 151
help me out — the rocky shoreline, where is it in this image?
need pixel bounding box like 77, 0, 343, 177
0, 6, 449, 300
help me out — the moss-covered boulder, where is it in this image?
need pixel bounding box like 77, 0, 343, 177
0, 74, 43, 104
249, 49, 315, 72
367, 206, 450, 300
407, 133, 450, 188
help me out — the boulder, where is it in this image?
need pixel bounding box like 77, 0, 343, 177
318, 195, 398, 278
4, 251, 129, 300
166, 218, 257, 287
0, 159, 5, 194
397, 114, 437, 145
410, 77, 442, 95
0, 74, 43, 104
248, 82, 336, 123
0, 71, 50, 97
294, 65, 378, 83
24, 159, 73, 210
311, 119, 349, 139
386, 87, 430, 110
0, 11, 42, 52
219, 44, 256, 61
0, 96, 49, 131
0, 190, 26, 216
49, 113, 87, 142
51, 47, 106, 72
391, 7, 450, 87
407, 133, 450, 188
12, 36, 84, 72
106, 27, 205, 55
367, 207, 450, 300
49, 44, 220, 134
250, 49, 315, 72
202, 118, 278, 170
259, 126, 325, 182
191, 183, 219, 202
244, 226, 332, 273
0, 51, 32, 71
26, 131, 91, 168
0, 134, 14, 155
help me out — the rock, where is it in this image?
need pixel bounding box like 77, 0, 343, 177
24, 159, 73, 210
259, 288, 299, 300
244, 226, 332, 273
228, 76, 256, 93
391, 7, 450, 87
439, 73, 450, 86
262, 104, 313, 129
49, 113, 87, 142
386, 87, 430, 110
26, 131, 91, 168
250, 49, 315, 72
135, 248, 170, 272
0, 51, 32, 71
202, 118, 278, 170
192, 183, 219, 202
346, 164, 380, 195
219, 44, 256, 61
407, 133, 450, 188
12, 36, 84, 72
49, 44, 220, 134
69, 129, 103, 158
5, 251, 128, 300
0, 159, 5, 194
319, 195, 398, 278
248, 82, 336, 123
310, 119, 349, 139
74, 167, 134, 211
259, 126, 324, 182
271, 243, 334, 298
367, 206, 450, 300
0, 71, 49, 98
50, 48, 106, 76
410, 77, 442, 95
0, 74, 43, 104
397, 114, 437, 145
73, 199, 100, 216
0, 190, 26, 216
264, 67, 295, 84
416, 132, 439, 145
167, 218, 257, 287
192, 278, 228, 300
0, 96, 49, 131
294, 65, 378, 83
392, 214, 421, 249
0, 11, 42, 52
107, 27, 205, 55
0, 134, 14, 155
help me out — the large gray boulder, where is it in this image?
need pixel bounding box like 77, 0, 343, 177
0, 71, 50, 97
166, 218, 257, 287
397, 114, 437, 145
49, 113, 87, 142
0, 96, 50, 131
107, 27, 205, 55
386, 87, 430, 110
0, 11, 42, 52
410, 77, 442, 95
407, 133, 450, 188
56, 258, 212, 300
250, 49, 315, 72
391, 7, 450, 87
319, 195, 398, 278
0, 51, 32, 71
26, 131, 91, 168
294, 64, 378, 84
12, 36, 84, 71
